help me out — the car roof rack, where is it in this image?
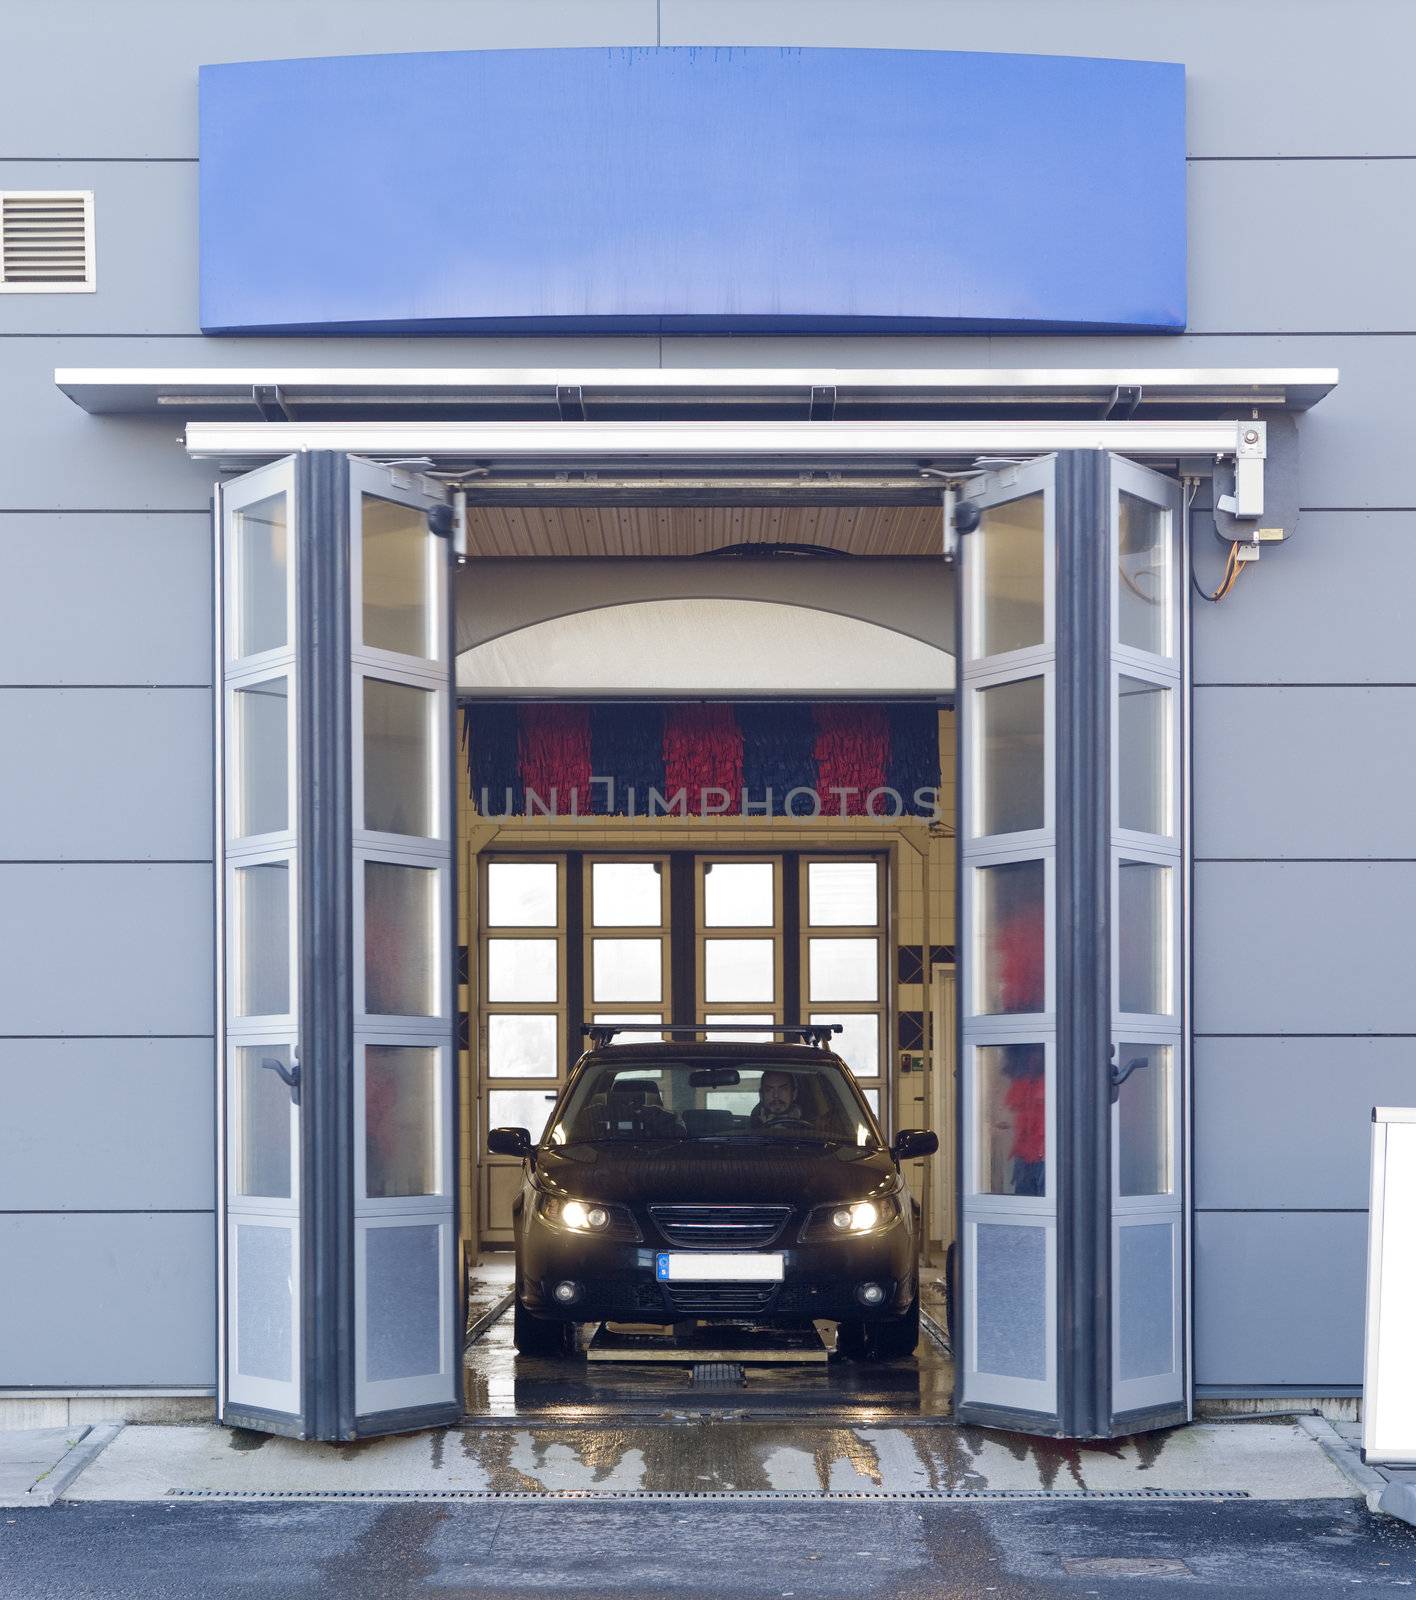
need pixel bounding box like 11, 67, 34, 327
582, 1022, 843, 1049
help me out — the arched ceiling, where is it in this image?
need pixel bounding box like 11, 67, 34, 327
457, 597, 954, 698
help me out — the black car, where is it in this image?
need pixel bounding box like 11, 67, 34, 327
488, 1025, 938, 1361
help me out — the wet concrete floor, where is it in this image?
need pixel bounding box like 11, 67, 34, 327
462, 1258, 955, 1424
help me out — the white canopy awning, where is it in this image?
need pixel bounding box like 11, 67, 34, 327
54, 365, 1338, 419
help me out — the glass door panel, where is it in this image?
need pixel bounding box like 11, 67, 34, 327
219, 458, 303, 1429
800, 856, 887, 1114
1109, 458, 1185, 1424
698, 858, 782, 1035
348, 460, 455, 1426
959, 453, 1188, 1436
480, 856, 568, 1242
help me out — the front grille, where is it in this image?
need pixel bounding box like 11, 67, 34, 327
666, 1284, 779, 1316
649, 1204, 792, 1250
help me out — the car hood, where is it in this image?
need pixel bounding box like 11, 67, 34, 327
534, 1140, 899, 1208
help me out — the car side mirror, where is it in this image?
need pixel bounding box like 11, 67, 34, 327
892, 1128, 939, 1162
488, 1126, 533, 1160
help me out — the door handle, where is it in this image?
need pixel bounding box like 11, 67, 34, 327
1108, 1048, 1149, 1102
260, 1052, 301, 1106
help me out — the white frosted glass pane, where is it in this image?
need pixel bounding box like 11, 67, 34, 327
591, 861, 662, 927
807, 862, 878, 927
489, 1088, 557, 1143
365, 1046, 438, 1199
704, 938, 775, 1002
235, 862, 289, 1017
362, 494, 433, 658
1118, 492, 1173, 657
487, 862, 557, 928
365, 1224, 441, 1381
976, 676, 1044, 837
1118, 861, 1170, 1015
592, 938, 663, 1003
975, 1222, 1048, 1380
364, 678, 434, 837
861, 1087, 880, 1115
236, 1046, 292, 1199
976, 1042, 1046, 1197
487, 938, 557, 1003
810, 1013, 880, 1077
975, 493, 1044, 658
488, 1014, 559, 1078
808, 938, 879, 1002
231, 493, 288, 658
594, 1013, 664, 1042
704, 1013, 774, 1041
365, 862, 438, 1016
233, 679, 287, 837
236, 1224, 293, 1383
704, 862, 774, 927
1118, 677, 1170, 836
1118, 1224, 1176, 1380
977, 860, 1045, 1015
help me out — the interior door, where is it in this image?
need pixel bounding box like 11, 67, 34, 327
955, 452, 1188, 1437
217, 454, 458, 1439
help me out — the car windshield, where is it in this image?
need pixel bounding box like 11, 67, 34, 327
547, 1058, 882, 1150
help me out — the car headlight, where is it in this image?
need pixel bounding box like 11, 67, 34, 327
535, 1193, 641, 1242
799, 1194, 900, 1243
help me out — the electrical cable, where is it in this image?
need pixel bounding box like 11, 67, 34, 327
1187, 477, 1249, 603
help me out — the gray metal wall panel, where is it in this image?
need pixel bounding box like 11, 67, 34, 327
0, 1039, 213, 1210
0, 162, 197, 336
0, 689, 211, 859
661, 0, 1416, 159
1186, 159, 1416, 333
1193, 513, 1416, 685
0, 1, 659, 159
1195, 687, 1416, 859
1196, 1037, 1416, 1210
1194, 1212, 1367, 1387
1195, 862, 1416, 1035
10, 158, 1416, 339
0, 1212, 213, 1386
0, 514, 211, 685
2, 0, 1411, 158
0, 864, 212, 1035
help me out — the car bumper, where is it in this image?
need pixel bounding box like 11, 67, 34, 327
518, 1222, 916, 1324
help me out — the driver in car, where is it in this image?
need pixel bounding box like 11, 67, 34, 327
750, 1068, 813, 1131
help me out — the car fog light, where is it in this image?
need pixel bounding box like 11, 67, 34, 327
553, 1280, 582, 1305
857, 1282, 886, 1307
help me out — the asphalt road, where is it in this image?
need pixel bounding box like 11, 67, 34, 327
3, 1498, 1416, 1598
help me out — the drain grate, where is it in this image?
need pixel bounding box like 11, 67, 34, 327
166, 1487, 1251, 1504
1063, 1557, 1194, 1577
692, 1362, 746, 1387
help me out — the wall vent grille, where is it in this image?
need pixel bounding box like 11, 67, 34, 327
0, 191, 94, 292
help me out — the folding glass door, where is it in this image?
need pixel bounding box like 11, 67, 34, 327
217, 454, 458, 1440
957, 452, 1186, 1437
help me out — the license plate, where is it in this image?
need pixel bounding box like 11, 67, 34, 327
656, 1252, 784, 1283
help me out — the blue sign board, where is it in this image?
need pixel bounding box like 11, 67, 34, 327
199, 46, 1185, 336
